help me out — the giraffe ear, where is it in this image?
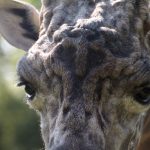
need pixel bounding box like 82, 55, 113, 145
0, 0, 40, 51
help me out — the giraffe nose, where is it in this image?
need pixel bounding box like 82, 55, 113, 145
51, 145, 98, 150
50, 136, 101, 150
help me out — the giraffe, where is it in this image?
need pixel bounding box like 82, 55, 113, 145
0, 0, 150, 150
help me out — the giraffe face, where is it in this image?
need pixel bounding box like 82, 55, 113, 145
17, 29, 150, 149
1, 0, 150, 150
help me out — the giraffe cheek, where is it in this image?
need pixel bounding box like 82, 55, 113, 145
27, 94, 46, 111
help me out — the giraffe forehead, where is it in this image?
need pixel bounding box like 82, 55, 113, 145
17, 13, 150, 87
17, 25, 148, 83
34, 0, 150, 82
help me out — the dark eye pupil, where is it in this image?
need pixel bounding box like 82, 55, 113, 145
134, 87, 150, 105
25, 84, 35, 100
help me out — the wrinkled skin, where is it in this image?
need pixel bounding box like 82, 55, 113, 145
1, 0, 150, 150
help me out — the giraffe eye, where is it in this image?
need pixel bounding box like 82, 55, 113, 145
17, 81, 36, 100
24, 84, 36, 100
134, 87, 150, 105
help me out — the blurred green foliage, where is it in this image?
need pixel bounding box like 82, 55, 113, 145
27, 0, 41, 8
0, 0, 43, 150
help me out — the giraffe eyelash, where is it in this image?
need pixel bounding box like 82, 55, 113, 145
16, 77, 28, 87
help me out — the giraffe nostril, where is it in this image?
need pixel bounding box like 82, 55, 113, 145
49, 137, 54, 148
85, 111, 92, 118
63, 107, 70, 116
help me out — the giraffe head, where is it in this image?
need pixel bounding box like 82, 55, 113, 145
0, 0, 150, 150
